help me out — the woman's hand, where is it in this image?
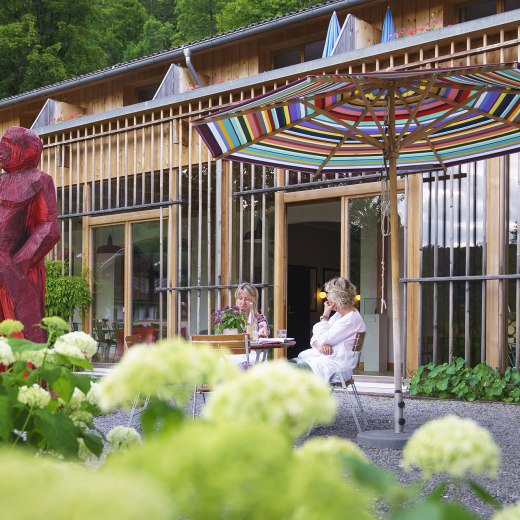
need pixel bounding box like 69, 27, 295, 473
258, 322, 269, 338
318, 343, 333, 355
323, 300, 336, 316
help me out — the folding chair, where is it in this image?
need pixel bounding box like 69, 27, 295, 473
329, 332, 368, 433
124, 334, 147, 426
190, 333, 250, 417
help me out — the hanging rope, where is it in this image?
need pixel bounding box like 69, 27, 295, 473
380, 173, 390, 314
380, 95, 391, 314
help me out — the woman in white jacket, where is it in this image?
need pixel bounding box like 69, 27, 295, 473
292, 277, 365, 383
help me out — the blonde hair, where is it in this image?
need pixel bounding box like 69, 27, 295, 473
324, 277, 357, 308
235, 283, 259, 314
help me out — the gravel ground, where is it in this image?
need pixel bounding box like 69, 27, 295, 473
94, 394, 520, 519
306, 394, 520, 519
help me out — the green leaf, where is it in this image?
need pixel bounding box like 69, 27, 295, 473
0, 395, 13, 441
34, 410, 79, 458
428, 482, 449, 499
80, 430, 104, 457
340, 455, 399, 494
140, 399, 184, 436
52, 352, 92, 370
39, 365, 65, 386
392, 497, 480, 520
467, 480, 501, 508
52, 373, 75, 401
69, 372, 95, 394
7, 338, 47, 352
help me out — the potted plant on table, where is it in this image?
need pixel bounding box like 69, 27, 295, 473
211, 306, 247, 334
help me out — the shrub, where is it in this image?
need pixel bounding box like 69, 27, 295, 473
45, 260, 91, 322
409, 357, 520, 402
0, 317, 104, 459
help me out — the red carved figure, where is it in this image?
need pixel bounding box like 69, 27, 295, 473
0, 127, 60, 342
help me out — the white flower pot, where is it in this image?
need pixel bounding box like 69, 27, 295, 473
222, 328, 239, 335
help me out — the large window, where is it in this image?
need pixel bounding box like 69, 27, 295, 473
417, 158, 520, 367
507, 154, 519, 367
421, 164, 486, 365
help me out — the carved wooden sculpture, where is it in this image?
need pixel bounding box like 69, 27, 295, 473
0, 127, 60, 342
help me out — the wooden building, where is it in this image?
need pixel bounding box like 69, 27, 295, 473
0, 0, 519, 375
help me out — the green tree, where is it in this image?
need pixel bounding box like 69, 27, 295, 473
216, 0, 322, 32
124, 17, 175, 60
0, 0, 106, 97
139, 0, 177, 24
95, 0, 149, 65
172, 0, 222, 45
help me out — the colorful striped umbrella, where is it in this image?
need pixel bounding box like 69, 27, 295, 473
193, 63, 520, 443
194, 64, 520, 175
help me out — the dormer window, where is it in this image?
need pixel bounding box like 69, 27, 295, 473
458, 0, 520, 22
273, 39, 324, 69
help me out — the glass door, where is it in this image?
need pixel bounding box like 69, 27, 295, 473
348, 194, 405, 375
130, 220, 166, 345
91, 225, 125, 362
91, 217, 166, 362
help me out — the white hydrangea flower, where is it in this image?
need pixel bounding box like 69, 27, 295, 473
296, 436, 369, 465
69, 387, 86, 408
98, 338, 237, 411
13, 348, 48, 367
203, 360, 337, 441
53, 341, 84, 360
86, 382, 102, 407
403, 414, 500, 479
107, 426, 141, 451
492, 501, 520, 520
18, 384, 51, 409
0, 338, 15, 365
70, 410, 93, 426
54, 331, 97, 358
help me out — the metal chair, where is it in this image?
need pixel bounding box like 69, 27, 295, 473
124, 333, 147, 426
329, 331, 368, 433
190, 333, 251, 417
94, 321, 117, 362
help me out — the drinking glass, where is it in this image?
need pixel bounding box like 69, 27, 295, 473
276, 329, 287, 339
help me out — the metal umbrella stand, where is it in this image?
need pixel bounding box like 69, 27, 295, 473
194, 64, 520, 448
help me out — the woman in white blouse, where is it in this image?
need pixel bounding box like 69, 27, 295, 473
292, 277, 365, 383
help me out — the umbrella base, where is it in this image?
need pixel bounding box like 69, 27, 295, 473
357, 429, 412, 450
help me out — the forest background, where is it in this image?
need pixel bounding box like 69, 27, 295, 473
0, 0, 324, 99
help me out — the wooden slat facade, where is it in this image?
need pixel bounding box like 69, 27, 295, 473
1, 0, 519, 373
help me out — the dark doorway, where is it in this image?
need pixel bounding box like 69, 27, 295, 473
287, 264, 312, 358
286, 201, 342, 358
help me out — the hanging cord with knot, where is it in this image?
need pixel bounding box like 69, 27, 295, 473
379, 98, 391, 314
380, 169, 390, 314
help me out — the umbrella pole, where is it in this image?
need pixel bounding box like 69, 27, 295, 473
357, 149, 411, 449
388, 152, 405, 434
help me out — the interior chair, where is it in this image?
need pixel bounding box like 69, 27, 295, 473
329, 331, 368, 433
124, 333, 144, 354
94, 321, 117, 362
190, 333, 250, 417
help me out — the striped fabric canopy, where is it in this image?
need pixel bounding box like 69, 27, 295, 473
193, 64, 520, 174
